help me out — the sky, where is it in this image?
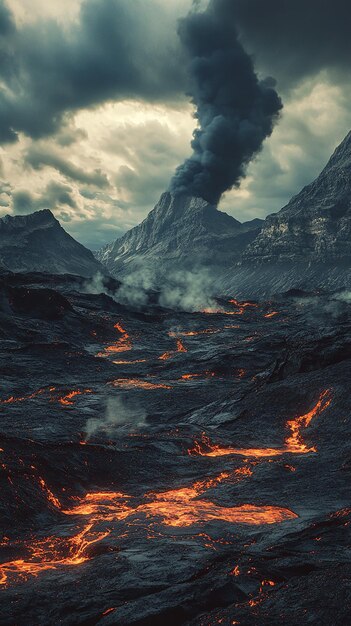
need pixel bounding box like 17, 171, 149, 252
1, 0, 351, 250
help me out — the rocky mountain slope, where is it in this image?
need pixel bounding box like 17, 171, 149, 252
0, 210, 105, 278
97, 193, 263, 278
245, 130, 351, 264
98, 132, 351, 298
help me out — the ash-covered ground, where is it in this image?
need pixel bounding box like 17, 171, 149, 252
0, 273, 351, 626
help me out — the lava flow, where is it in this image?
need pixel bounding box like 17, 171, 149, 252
109, 378, 172, 390
0, 466, 297, 587
159, 338, 187, 361
189, 390, 332, 458
58, 389, 93, 406
97, 322, 132, 357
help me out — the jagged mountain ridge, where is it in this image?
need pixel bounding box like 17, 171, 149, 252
98, 131, 351, 297
97, 192, 263, 276
0, 209, 105, 278
245, 131, 351, 263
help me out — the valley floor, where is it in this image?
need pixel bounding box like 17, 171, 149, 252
0, 273, 350, 625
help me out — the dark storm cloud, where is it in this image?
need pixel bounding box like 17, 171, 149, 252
25, 146, 110, 188
13, 182, 77, 214
0, 0, 186, 143
228, 0, 351, 89
170, 0, 283, 205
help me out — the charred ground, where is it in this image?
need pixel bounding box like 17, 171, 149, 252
0, 273, 351, 625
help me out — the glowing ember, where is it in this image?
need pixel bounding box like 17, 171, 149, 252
113, 359, 147, 365
109, 379, 172, 390
169, 329, 219, 337
180, 372, 216, 381
159, 338, 187, 360
0, 388, 54, 405
189, 390, 332, 458
58, 389, 93, 406
264, 311, 279, 319
97, 322, 132, 357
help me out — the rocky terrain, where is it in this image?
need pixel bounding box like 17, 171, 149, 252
0, 210, 105, 278
97, 132, 351, 298
0, 271, 351, 625
96, 193, 263, 279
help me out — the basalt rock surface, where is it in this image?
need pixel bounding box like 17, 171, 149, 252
0, 210, 106, 278
0, 273, 351, 625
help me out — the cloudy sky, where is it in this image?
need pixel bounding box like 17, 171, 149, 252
1, 0, 351, 249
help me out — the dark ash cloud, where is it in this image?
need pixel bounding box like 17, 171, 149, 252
170, 0, 282, 205
25, 146, 110, 188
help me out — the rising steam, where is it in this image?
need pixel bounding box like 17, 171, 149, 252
170, 0, 282, 205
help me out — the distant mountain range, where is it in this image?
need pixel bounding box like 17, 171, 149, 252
0, 209, 104, 278
97, 131, 351, 297
2, 132, 351, 297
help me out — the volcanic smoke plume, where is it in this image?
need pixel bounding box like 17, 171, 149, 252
170, 0, 282, 205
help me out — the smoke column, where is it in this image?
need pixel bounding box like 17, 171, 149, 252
170, 0, 283, 205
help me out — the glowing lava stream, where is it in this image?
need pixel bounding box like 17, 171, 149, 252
203, 299, 258, 316
0, 468, 297, 587
159, 339, 187, 361
189, 390, 332, 458
96, 322, 132, 357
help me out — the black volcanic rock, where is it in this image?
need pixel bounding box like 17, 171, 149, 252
0, 209, 106, 278
97, 192, 263, 278
245, 131, 351, 264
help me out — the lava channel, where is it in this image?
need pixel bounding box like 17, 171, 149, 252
189, 390, 332, 458
0, 468, 297, 587
97, 322, 132, 357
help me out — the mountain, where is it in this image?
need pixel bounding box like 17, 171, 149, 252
0, 209, 105, 278
98, 131, 351, 298
96, 192, 263, 277
218, 131, 351, 296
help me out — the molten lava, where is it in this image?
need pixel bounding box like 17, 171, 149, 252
159, 338, 187, 361
97, 322, 132, 357
109, 379, 172, 390
0, 465, 297, 587
189, 390, 332, 458
58, 389, 93, 406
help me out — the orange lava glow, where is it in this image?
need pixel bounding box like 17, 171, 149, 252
0, 467, 297, 587
109, 379, 172, 390
264, 311, 279, 319
180, 372, 216, 381
112, 359, 147, 365
58, 389, 93, 406
189, 390, 332, 458
97, 322, 132, 357
169, 329, 219, 337
0, 388, 56, 405
159, 338, 187, 361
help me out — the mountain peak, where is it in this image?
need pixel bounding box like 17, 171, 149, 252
0, 209, 105, 278
324, 130, 351, 171
97, 192, 262, 277
0, 209, 57, 231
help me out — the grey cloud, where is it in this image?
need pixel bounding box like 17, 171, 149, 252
13, 181, 76, 214
24, 146, 110, 188
227, 0, 351, 90
104, 119, 189, 206
0, 0, 188, 143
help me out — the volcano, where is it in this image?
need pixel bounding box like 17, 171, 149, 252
0, 209, 105, 278
98, 132, 351, 298
96, 192, 263, 278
